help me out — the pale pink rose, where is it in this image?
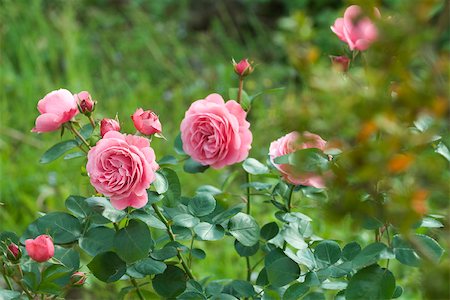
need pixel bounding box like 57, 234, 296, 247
32, 89, 79, 133
180, 93, 252, 168
131, 108, 162, 135
86, 131, 159, 210
331, 5, 379, 51
269, 131, 327, 188
100, 118, 121, 137
25, 235, 54, 262
75, 91, 95, 114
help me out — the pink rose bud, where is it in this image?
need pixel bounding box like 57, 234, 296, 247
76, 91, 95, 114
32, 89, 79, 133
6, 243, 21, 262
331, 5, 379, 51
233, 58, 254, 77
71, 271, 88, 286
25, 235, 54, 263
330, 55, 350, 72
131, 108, 162, 135
100, 118, 121, 138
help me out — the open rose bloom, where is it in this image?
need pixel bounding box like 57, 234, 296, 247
86, 131, 159, 210
269, 131, 327, 188
180, 93, 252, 168
131, 108, 162, 135
32, 89, 79, 133
331, 5, 379, 51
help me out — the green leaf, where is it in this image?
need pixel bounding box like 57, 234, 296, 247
21, 212, 82, 244
152, 265, 187, 298
114, 219, 153, 263
173, 214, 200, 228
392, 235, 420, 267
87, 251, 126, 283
196, 185, 222, 195
188, 193, 216, 217
78, 123, 94, 141
414, 234, 445, 262
342, 242, 362, 261
261, 222, 279, 240
158, 155, 178, 166
194, 223, 225, 241
243, 158, 269, 175
296, 248, 317, 270
0, 290, 21, 300
234, 240, 259, 257
283, 282, 309, 300
53, 246, 80, 271
40, 140, 79, 164
392, 286, 403, 299
229, 88, 251, 111
86, 197, 126, 223
79, 226, 115, 256
345, 264, 396, 300
147, 191, 164, 205
191, 248, 206, 260
314, 240, 341, 265
249, 87, 285, 102
281, 223, 308, 250
211, 204, 245, 224
393, 234, 445, 266
174, 132, 186, 155
351, 242, 387, 270
151, 246, 178, 261
63, 151, 85, 160
419, 217, 444, 228
435, 142, 450, 162
184, 157, 209, 173
160, 168, 181, 207
0, 231, 19, 252
321, 280, 347, 290
65, 195, 109, 224
228, 213, 260, 247
134, 258, 167, 275
230, 280, 255, 297
265, 249, 301, 288
154, 171, 169, 194
303, 292, 325, 300
129, 210, 166, 229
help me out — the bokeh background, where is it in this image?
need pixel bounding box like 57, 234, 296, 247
1, 0, 449, 299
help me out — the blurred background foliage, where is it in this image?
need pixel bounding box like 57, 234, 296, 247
0, 0, 448, 299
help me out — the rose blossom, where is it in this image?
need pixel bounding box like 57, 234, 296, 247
32, 89, 79, 133
25, 235, 54, 262
75, 91, 95, 114
131, 108, 162, 135
269, 131, 327, 188
6, 243, 21, 261
86, 131, 159, 210
233, 58, 253, 77
331, 5, 379, 51
100, 118, 121, 137
180, 93, 252, 168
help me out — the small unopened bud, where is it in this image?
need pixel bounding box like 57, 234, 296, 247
100, 118, 121, 137
71, 271, 87, 286
131, 108, 162, 136
6, 243, 21, 262
76, 91, 96, 115
330, 55, 350, 72
233, 58, 254, 77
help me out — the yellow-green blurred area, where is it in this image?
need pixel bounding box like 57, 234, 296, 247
1, 0, 449, 299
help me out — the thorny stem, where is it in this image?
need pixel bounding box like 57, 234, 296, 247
151, 204, 195, 280
283, 184, 295, 250
237, 76, 244, 104
68, 122, 91, 150
130, 278, 145, 300
245, 171, 251, 282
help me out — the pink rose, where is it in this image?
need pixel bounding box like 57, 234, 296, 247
269, 131, 327, 188
100, 118, 121, 137
180, 93, 252, 168
233, 58, 254, 77
32, 89, 79, 133
330, 55, 351, 72
331, 5, 379, 51
131, 108, 162, 135
75, 91, 95, 114
86, 131, 159, 210
6, 243, 21, 261
25, 235, 54, 262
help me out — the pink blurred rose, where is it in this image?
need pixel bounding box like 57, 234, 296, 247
180, 93, 252, 168
100, 118, 121, 137
331, 5, 379, 51
32, 89, 79, 133
131, 108, 162, 135
269, 131, 327, 188
75, 91, 95, 114
25, 235, 54, 262
86, 131, 159, 210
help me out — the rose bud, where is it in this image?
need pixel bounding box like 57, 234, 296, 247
330, 55, 350, 72
71, 271, 88, 286
25, 235, 54, 263
131, 108, 162, 136
76, 91, 96, 115
233, 58, 254, 77
6, 242, 21, 262
100, 118, 121, 138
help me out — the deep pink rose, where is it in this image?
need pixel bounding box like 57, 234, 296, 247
32, 89, 79, 133
6, 243, 21, 261
233, 58, 253, 77
25, 235, 54, 262
75, 91, 95, 114
180, 93, 252, 168
86, 131, 159, 210
100, 118, 121, 137
131, 108, 162, 135
269, 131, 327, 188
331, 5, 379, 51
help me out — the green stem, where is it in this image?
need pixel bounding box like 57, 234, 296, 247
151, 204, 195, 280
131, 278, 145, 300
283, 184, 295, 250
237, 76, 244, 104
16, 279, 33, 299
68, 122, 91, 150
246, 172, 251, 215
246, 257, 251, 281
113, 223, 120, 231
188, 235, 195, 268
88, 116, 96, 129
1, 269, 13, 290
